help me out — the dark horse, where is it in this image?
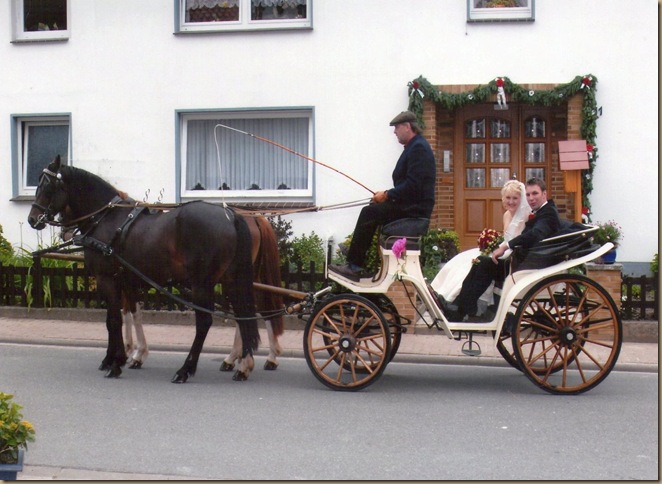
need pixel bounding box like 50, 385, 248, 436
28, 155, 263, 383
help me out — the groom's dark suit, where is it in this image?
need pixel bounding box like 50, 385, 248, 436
453, 200, 561, 318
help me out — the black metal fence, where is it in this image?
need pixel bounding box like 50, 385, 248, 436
0, 258, 658, 321
621, 274, 659, 320
0, 257, 326, 311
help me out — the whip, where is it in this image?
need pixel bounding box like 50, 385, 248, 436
216, 123, 375, 195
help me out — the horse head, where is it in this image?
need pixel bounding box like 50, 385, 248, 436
28, 155, 69, 230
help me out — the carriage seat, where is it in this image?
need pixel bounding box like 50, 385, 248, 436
512, 220, 599, 270
380, 217, 430, 251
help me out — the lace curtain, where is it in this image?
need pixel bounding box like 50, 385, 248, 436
185, 118, 309, 192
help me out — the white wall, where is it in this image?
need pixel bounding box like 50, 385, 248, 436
1, 0, 658, 263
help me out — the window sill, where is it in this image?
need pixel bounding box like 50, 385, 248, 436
10, 195, 36, 202
11, 37, 69, 44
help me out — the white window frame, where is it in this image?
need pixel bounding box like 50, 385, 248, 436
177, 108, 315, 203
11, 114, 71, 199
11, 0, 70, 43
467, 0, 534, 23
175, 0, 312, 34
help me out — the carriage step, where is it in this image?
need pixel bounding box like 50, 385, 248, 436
460, 332, 482, 356
461, 339, 482, 356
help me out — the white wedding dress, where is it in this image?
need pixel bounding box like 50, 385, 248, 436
430, 183, 531, 311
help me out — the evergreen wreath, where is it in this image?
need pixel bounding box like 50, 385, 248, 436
407, 75, 598, 216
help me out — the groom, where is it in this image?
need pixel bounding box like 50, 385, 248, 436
445, 178, 561, 321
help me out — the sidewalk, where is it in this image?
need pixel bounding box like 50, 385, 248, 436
0, 307, 657, 372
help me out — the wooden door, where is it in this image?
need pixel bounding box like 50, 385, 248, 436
454, 104, 551, 250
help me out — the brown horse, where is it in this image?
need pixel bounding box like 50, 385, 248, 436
29, 155, 263, 383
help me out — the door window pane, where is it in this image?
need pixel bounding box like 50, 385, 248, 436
466, 143, 485, 163
525, 116, 545, 138
490, 119, 510, 138
490, 143, 510, 163
466, 168, 485, 188
526, 167, 545, 181
525, 142, 545, 162
490, 168, 510, 188
465, 119, 485, 138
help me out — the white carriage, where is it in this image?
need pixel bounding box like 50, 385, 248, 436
302, 219, 622, 394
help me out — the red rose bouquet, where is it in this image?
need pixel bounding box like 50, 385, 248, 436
476, 228, 504, 257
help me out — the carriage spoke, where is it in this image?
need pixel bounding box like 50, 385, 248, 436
513, 274, 622, 394
304, 295, 391, 391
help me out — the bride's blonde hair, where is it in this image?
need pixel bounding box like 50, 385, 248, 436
501, 180, 523, 202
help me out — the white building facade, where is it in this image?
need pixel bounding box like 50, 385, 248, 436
1, 0, 658, 268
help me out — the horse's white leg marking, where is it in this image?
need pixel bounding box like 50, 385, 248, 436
227, 324, 243, 364
123, 309, 135, 363
264, 319, 282, 369
131, 305, 149, 364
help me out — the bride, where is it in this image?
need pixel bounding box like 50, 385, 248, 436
431, 180, 531, 312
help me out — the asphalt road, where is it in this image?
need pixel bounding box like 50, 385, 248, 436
1, 343, 658, 480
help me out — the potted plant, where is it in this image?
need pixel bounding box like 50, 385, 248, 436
593, 220, 623, 264
0, 392, 36, 480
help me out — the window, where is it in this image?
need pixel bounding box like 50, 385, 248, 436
11, 115, 71, 199
175, 0, 312, 33
467, 0, 534, 22
464, 116, 512, 188
177, 109, 314, 204
11, 0, 69, 42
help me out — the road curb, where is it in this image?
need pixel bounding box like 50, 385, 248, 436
3, 337, 656, 374
0, 306, 657, 342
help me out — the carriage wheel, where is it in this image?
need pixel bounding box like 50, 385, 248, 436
365, 294, 402, 363
512, 274, 622, 394
496, 281, 587, 374
304, 294, 391, 391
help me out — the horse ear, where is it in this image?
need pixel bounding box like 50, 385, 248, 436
51, 154, 61, 171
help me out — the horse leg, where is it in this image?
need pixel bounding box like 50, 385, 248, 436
98, 280, 127, 378
128, 304, 148, 369
263, 318, 283, 370
172, 286, 213, 384
220, 324, 241, 372
123, 308, 135, 365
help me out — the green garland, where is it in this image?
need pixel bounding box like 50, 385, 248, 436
407, 75, 599, 214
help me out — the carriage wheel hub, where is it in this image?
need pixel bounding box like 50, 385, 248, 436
559, 326, 578, 345
338, 334, 356, 353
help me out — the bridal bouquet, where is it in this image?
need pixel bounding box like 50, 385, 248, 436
476, 228, 504, 258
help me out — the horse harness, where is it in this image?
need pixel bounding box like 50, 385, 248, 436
38, 200, 287, 322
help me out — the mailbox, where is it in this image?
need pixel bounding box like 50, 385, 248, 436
558, 140, 589, 170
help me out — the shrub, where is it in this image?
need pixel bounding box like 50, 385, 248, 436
267, 215, 294, 267
421, 228, 461, 281
290, 231, 325, 270
651, 253, 658, 274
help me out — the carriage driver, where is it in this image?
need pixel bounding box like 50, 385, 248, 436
330, 110, 436, 281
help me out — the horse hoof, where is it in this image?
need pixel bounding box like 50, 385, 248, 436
129, 361, 143, 369
104, 366, 122, 378
219, 361, 235, 372
171, 372, 188, 384
263, 361, 278, 371
99, 362, 111, 371
232, 371, 248, 381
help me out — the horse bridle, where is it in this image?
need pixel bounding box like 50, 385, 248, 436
32, 167, 66, 226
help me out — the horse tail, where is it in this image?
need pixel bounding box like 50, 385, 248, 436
254, 216, 285, 337
232, 213, 261, 354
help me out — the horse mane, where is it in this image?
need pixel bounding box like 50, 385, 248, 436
60, 165, 124, 213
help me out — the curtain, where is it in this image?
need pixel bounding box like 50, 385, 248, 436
186, 117, 309, 191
